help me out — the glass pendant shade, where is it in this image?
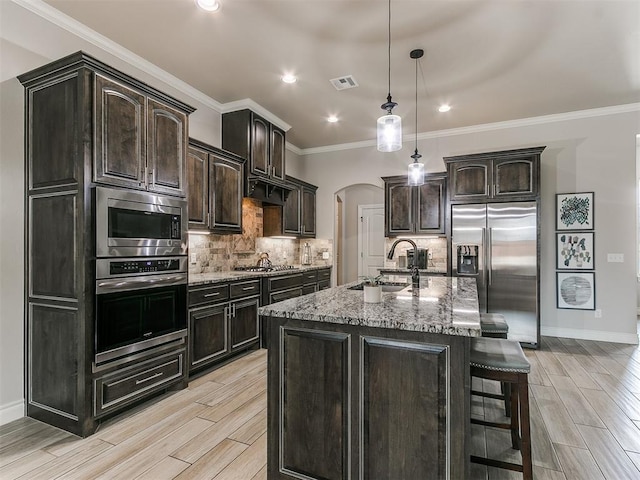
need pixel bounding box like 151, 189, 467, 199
377, 113, 402, 152
408, 160, 425, 186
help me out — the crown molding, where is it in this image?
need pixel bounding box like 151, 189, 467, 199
12, 0, 224, 111
220, 99, 292, 132
301, 103, 640, 156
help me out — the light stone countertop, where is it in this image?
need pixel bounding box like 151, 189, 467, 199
259, 276, 481, 337
188, 264, 331, 286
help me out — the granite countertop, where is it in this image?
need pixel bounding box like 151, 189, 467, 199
379, 267, 448, 275
259, 276, 481, 337
189, 264, 331, 286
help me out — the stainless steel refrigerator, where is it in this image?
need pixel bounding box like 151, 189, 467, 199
451, 202, 539, 346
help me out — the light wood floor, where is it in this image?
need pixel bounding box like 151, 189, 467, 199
2, 336, 640, 479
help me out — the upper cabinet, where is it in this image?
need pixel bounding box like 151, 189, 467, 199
264, 176, 317, 238
187, 139, 245, 234
444, 147, 544, 203
94, 75, 190, 197
221, 109, 286, 187
383, 173, 447, 237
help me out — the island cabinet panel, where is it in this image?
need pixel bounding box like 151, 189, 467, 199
267, 319, 470, 479
361, 337, 448, 479
280, 328, 350, 480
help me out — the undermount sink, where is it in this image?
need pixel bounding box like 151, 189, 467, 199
348, 282, 408, 292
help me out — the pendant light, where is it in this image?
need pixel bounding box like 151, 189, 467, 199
376, 0, 401, 152
407, 48, 425, 186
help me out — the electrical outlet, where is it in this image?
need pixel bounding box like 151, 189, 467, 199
322, 251, 330, 260
190, 253, 197, 264
427, 251, 433, 260
607, 253, 624, 263
594, 309, 602, 318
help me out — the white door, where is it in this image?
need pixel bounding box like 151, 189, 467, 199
358, 204, 385, 278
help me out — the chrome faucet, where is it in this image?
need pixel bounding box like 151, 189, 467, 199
387, 239, 420, 289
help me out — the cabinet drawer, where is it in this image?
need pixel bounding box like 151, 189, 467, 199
270, 287, 303, 304
230, 279, 261, 299
318, 280, 331, 291
302, 270, 318, 285
268, 273, 303, 292
302, 284, 317, 295
317, 269, 332, 282
95, 350, 185, 417
188, 284, 229, 307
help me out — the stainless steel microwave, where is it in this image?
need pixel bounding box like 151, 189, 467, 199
95, 187, 187, 257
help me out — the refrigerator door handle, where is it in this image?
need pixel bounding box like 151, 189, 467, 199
487, 227, 492, 285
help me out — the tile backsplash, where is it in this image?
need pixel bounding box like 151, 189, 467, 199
189, 198, 333, 274
383, 237, 448, 271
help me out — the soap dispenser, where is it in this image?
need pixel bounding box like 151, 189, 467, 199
301, 242, 312, 265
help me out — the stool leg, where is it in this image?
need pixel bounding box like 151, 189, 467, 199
503, 382, 512, 417
510, 381, 520, 450
519, 374, 533, 480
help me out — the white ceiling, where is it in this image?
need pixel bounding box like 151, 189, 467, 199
43, 0, 640, 150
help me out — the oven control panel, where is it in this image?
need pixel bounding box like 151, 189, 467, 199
109, 258, 182, 275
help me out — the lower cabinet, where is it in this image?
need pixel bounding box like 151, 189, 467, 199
188, 279, 261, 375
94, 348, 186, 418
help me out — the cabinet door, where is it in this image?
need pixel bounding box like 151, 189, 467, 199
210, 153, 243, 233
449, 160, 491, 201
187, 146, 209, 230
270, 125, 286, 180
283, 186, 301, 235
493, 157, 537, 198
94, 75, 146, 189
230, 297, 260, 351
301, 187, 316, 238
189, 304, 228, 371
147, 98, 187, 197
416, 177, 446, 234
385, 181, 415, 236
250, 115, 270, 177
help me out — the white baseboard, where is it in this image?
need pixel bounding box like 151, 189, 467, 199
0, 400, 24, 426
541, 326, 639, 345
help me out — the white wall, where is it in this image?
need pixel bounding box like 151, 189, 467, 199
301, 109, 640, 344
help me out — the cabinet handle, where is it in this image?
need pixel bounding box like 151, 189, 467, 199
203, 292, 220, 298
231, 303, 236, 317
242, 286, 255, 291
224, 305, 229, 319
135, 371, 163, 385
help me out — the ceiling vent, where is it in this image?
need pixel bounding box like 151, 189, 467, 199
330, 75, 359, 91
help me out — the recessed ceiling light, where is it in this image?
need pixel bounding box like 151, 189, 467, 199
438, 104, 451, 113
282, 74, 297, 84
195, 0, 220, 12
327, 115, 339, 123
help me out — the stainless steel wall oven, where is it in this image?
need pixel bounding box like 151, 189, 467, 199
94, 187, 189, 365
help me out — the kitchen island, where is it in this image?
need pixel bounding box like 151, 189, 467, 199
259, 276, 480, 480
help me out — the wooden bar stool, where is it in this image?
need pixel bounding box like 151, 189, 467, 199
470, 337, 532, 480
479, 313, 511, 415
480, 312, 509, 339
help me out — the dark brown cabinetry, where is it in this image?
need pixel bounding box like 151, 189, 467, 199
383, 173, 447, 237
188, 279, 260, 375
222, 109, 286, 186
94, 75, 189, 197
19, 51, 195, 437
266, 319, 470, 479
444, 147, 543, 202
187, 139, 245, 233
264, 176, 317, 238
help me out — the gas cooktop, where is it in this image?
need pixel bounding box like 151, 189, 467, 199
234, 265, 298, 273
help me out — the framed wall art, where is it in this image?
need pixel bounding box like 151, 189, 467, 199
556, 192, 594, 231
556, 272, 595, 310
556, 232, 594, 270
